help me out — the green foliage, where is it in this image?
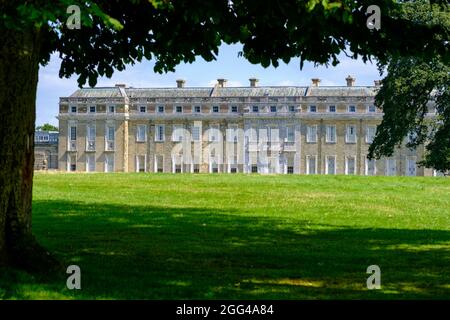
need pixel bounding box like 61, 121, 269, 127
369, 1, 450, 172
3, 173, 448, 299
36, 123, 58, 132
1, 0, 449, 87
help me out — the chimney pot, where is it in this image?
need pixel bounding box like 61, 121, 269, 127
345, 75, 356, 87
217, 78, 227, 88
311, 78, 321, 87
249, 78, 259, 87
176, 79, 186, 88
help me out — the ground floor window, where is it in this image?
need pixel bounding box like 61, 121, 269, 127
193, 164, 200, 173
230, 167, 237, 173
345, 156, 356, 175
326, 156, 336, 175
105, 154, 114, 172
175, 164, 182, 173
69, 154, 77, 172
366, 158, 376, 176
287, 166, 294, 174
306, 156, 316, 174
251, 165, 258, 173
136, 155, 146, 172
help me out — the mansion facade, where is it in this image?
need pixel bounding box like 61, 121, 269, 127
57, 76, 438, 176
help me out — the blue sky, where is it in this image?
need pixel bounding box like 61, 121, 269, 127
36, 43, 381, 126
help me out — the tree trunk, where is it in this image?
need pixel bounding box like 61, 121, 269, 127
0, 27, 59, 273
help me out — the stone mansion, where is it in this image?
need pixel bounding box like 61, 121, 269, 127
57, 76, 438, 176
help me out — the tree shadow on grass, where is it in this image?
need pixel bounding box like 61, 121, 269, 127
2, 200, 449, 299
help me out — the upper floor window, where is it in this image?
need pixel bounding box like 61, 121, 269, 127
209, 125, 220, 141
285, 126, 295, 142
252, 106, 259, 113
176, 106, 183, 113
192, 126, 201, 141
306, 125, 317, 143
70, 126, 77, 141
194, 105, 201, 113
136, 125, 147, 142
328, 105, 336, 112
366, 126, 376, 143
155, 125, 165, 142
289, 105, 296, 112
348, 105, 356, 113
231, 105, 238, 113
326, 125, 336, 143
70, 106, 77, 113
346, 124, 357, 143
309, 105, 317, 112
172, 125, 184, 142
139, 106, 147, 113
108, 105, 115, 113
212, 106, 219, 113
89, 106, 96, 113
270, 106, 277, 113
368, 105, 376, 113
157, 105, 165, 113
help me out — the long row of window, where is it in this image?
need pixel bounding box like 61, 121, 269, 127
68, 104, 378, 114
306, 125, 376, 144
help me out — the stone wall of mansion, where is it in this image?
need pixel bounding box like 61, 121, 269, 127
57, 76, 439, 176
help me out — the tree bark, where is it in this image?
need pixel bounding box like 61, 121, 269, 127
0, 27, 59, 273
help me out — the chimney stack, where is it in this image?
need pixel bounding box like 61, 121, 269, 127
249, 78, 259, 87
345, 75, 356, 87
374, 80, 381, 87
217, 78, 227, 88
311, 78, 321, 87
176, 79, 186, 88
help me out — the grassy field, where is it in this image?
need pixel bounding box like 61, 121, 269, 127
1, 173, 449, 299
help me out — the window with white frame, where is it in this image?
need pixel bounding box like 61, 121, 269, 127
326, 156, 336, 174
345, 156, 356, 175
105, 154, 114, 172
289, 105, 296, 112
192, 126, 201, 141
86, 154, 95, 172
368, 105, 376, 113
309, 105, 317, 112
406, 158, 417, 176
139, 106, 147, 113
346, 124, 357, 143
386, 158, 396, 176
248, 128, 258, 142
252, 106, 259, 113
306, 125, 317, 143
108, 105, 115, 113
328, 105, 336, 113
326, 125, 336, 143
70, 125, 77, 141
136, 155, 146, 172
365, 158, 376, 176
194, 105, 201, 113
89, 105, 96, 113
157, 105, 165, 113
366, 126, 376, 143
285, 126, 295, 142
227, 125, 238, 143
270, 106, 277, 113
212, 106, 219, 113
175, 106, 183, 113
136, 125, 147, 142
306, 155, 317, 174
155, 124, 165, 142
172, 125, 184, 142
209, 125, 220, 142
68, 154, 77, 171
70, 106, 77, 113
231, 105, 238, 113
348, 105, 356, 113
86, 124, 96, 151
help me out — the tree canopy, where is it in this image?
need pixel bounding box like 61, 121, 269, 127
2, 0, 449, 87
368, 0, 450, 172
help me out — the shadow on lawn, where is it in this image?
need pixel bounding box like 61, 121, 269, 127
3, 200, 449, 299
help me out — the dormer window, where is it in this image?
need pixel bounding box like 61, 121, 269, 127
328, 105, 336, 112
270, 106, 277, 113
140, 106, 147, 113
89, 106, 96, 113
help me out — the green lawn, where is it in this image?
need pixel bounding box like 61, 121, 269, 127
1, 173, 450, 299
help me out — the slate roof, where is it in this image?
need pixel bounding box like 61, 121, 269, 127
69, 87, 123, 98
